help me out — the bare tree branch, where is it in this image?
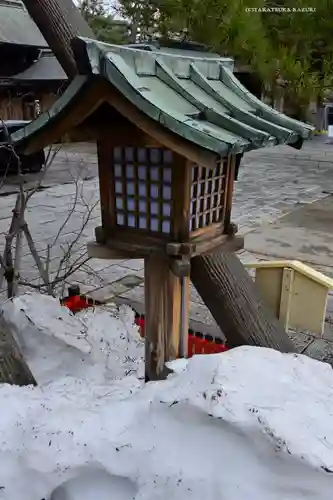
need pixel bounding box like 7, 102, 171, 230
24, 145, 60, 204
22, 222, 53, 295
0, 124, 98, 302
52, 175, 98, 285
3, 195, 22, 298
50, 171, 81, 247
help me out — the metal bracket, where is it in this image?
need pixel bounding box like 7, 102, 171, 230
166, 242, 196, 257
226, 222, 238, 236
169, 257, 191, 278
95, 226, 107, 244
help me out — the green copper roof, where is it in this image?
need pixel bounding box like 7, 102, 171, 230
12, 37, 314, 157
0, 0, 47, 47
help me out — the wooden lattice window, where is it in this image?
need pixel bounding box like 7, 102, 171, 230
190, 160, 227, 231
113, 147, 173, 234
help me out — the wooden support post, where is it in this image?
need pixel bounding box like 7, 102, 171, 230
144, 254, 189, 381
278, 267, 294, 331
0, 316, 36, 386
22, 0, 94, 79
97, 141, 116, 233
191, 250, 296, 352
223, 155, 236, 231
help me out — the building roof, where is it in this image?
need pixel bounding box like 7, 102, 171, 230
0, 0, 47, 47
13, 50, 67, 81
12, 37, 314, 158
126, 40, 235, 71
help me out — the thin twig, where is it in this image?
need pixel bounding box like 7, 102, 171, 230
45, 243, 51, 278
13, 228, 23, 297
25, 145, 61, 205
60, 254, 90, 282
53, 195, 98, 283
51, 172, 81, 246
1, 195, 21, 296
0, 135, 96, 299
22, 223, 53, 295
0, 146, 13, 191
18, 256, 91, 290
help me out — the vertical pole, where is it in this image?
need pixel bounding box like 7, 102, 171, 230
179, 276, 189, 358
224, 155, 236, 230
97, 141, 115, 233
144, 154, 192, 381
171, 157, 192, 359
144, 254, 183, 381
278, 268, 294, 332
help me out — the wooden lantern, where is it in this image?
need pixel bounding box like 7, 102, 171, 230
94, 140, 242, 381
11, 37, 313, 381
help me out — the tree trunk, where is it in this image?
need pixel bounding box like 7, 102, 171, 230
22, 0, 95, 79
191, 251, 295, 352
0, 316, 36, 386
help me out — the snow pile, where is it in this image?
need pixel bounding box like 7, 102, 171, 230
0, 346, 333, 499
0, 292, 144, 384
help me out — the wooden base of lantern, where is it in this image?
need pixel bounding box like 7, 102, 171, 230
93, 226, 244, 261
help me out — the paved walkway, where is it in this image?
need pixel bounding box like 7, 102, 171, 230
243, 195, 333, 361
0, 143, 98, 196
1, 136, 333, 355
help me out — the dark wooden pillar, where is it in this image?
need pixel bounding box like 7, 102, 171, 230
144, 254, 183, 381
22, 0, 94, 78
191, 251, 295, 352
144, 155, 191, 381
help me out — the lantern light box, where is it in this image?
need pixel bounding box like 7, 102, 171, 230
97, 144, 235, 257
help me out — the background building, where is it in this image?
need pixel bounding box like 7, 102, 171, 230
0, 0, 66, 120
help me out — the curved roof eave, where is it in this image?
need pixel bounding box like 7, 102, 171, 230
11, 37, 315, 159
11, 76, 89, 148
79, 37, 314, 154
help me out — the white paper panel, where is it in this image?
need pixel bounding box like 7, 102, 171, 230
139, 217, 147, 229
163, 185, 171, 200
117, 213, 125, 225
128, 214, 136, 227
163, 168, 172, 182
126, 164, 134, 178
126, 181, 135, 195
114, 164, 122, 177
162, 220, 171, 233
151, 201, 159, 215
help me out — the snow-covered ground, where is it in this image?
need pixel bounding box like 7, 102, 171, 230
1, 293, 144, 384
0, 293, 333, 499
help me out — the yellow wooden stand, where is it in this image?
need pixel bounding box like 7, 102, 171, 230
245, 260, 333, 336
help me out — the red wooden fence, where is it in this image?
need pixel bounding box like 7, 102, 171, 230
61, 294, 229, 358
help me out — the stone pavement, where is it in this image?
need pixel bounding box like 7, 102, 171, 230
245, 195, 333, 271
0, 143, 98, 196
1, 136, 333, 355
243, 195, 333, 362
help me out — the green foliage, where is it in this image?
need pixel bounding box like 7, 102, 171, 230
117, 0, 160, 40
80, 0, 104, 18
78, 0, 130, 44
